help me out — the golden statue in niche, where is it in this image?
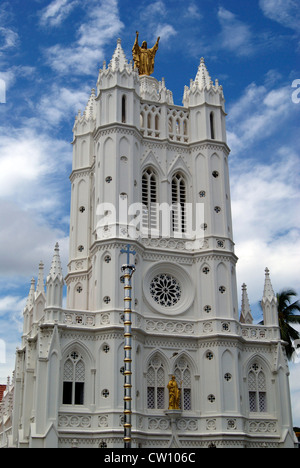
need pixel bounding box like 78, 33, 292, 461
167, 375, 181, 410
132, 31, 160, 76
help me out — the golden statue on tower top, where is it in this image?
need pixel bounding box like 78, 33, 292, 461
132, 31, 160, 76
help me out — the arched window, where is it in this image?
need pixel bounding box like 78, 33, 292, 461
122, 95, 126, 123
147, 354, 166, 409
248, 362, 267, 413
155, 114, 159, 131
63, 351, 85, 405
172, 173, 186, 234
183, 119, 188, 136
210, 112, 215, 139
142, 167, 158, 232
174, 358, 192, 411
140, 112, 145, 128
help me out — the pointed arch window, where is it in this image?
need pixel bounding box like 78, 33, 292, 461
122, 95, 126, 123
174, 358, 192, 411
142, 167, 158, 233
147, 355, 165, 410
172, 173, 186, 234
63, 352, 85, 405
183, 119, 188, 136
248, 363, 267, 413
210, 112, 215, 139
155, 114, 159, 131
140, 112, 145, 128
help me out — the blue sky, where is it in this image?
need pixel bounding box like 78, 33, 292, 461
0, 0, 300, 424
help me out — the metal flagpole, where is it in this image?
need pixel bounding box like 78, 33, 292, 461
120, 244, 136, 449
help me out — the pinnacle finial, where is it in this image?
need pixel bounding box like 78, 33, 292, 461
240, 283, 253, 324
109, 37, 128, 72
47, 242, 63, 283
36, 261, 45, 296
194, 56, 212, 91
262, 267, 276, 302
25, 278, 36, 310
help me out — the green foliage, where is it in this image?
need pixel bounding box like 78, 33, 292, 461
277, 289, 300, 360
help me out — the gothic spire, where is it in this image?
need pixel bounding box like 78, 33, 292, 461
195, 57, 212, 90
261, 267, 278, 326
47, 243, 63, 283
46, 243, 64, 308
83, 88, 96, 120
240, 283, 253, 324
262, 267, 276, 302
183, 56, 224, 109
25, 278, 36, 311
110, 38, 128, 71
35, 261, 45, 297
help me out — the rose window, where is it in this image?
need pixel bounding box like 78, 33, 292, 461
150, 274, 181, 307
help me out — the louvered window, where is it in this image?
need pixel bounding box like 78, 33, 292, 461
172, 173, 186, 234
142, 168, 158, 234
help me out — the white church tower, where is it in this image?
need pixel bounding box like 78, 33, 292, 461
4, 38, 297, 449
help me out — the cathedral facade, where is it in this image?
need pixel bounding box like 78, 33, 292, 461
2, 39, 296, 448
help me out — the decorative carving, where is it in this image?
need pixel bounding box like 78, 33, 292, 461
146, 319, 194, 335
58, 414, 91, 428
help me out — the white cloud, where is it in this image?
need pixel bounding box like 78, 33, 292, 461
154, 24, 177, 42
0, 126, 71, 201
217, 7, 254, 56
227, 74, 300, 321
37, 84, 90, 126
0, 201, 69, 277
0, 295, 24, 313
139, 1, 167, 20
185, 3, 202, 19
231, 148, 300, 316
39, 0, 79, 27
129, 1, 177, 46
0, 26, 18, 52
227, 82, 294, 153
0, 124, 71, 282
44, 0, 124, 75
259, 0, 300, 32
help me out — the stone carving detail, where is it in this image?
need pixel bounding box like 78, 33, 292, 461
58, 414, 91, 428
176, 418, 198, 431
246, 420, 278, 433
146, 319, 194, 335
148, 418, 170, 430
206, 419, 217, 431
